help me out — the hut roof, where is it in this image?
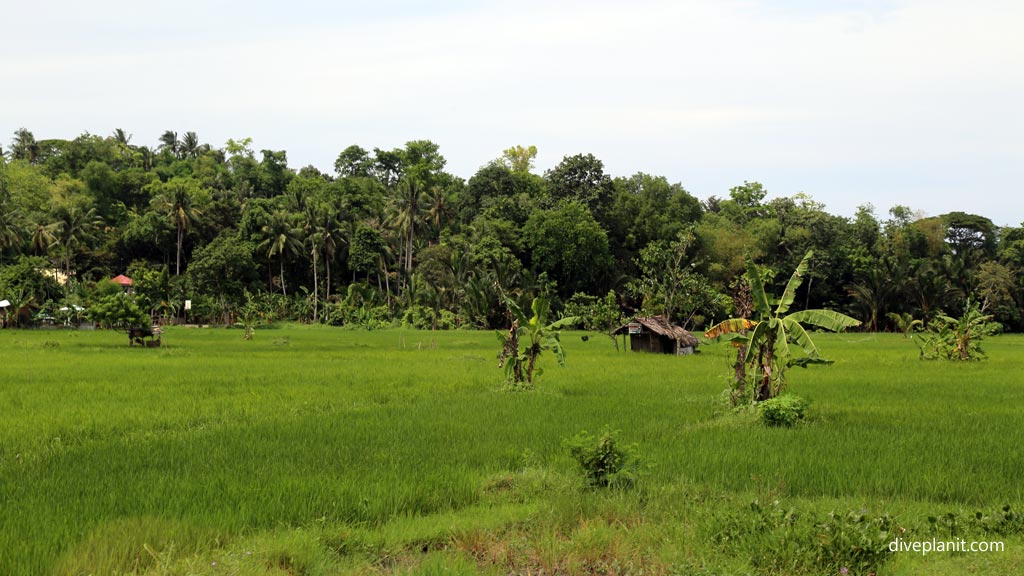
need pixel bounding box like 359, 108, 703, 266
111, 274, 133, 286
612, 316, 699, 347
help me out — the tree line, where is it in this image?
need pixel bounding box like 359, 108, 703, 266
0, 128, 1021, 332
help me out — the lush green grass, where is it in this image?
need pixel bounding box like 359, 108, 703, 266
1, 326, 1023, 574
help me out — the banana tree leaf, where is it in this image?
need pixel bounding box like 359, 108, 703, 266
783, 318, 820, 358
548, 316, 581, 330
774, 319, 791, 365
744, 255, 772, 318
703, 318, 757, 340
530, 297, 551, 328
790, 357, 835, 367
504, 296, 528, 325
787, 309, 861, 332
743, 320, 772, 364
776, 250, 812, 315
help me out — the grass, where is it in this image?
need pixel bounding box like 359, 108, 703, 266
1, 326, 1022, 574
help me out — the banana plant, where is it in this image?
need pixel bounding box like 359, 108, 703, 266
705, 250, 860, 401
497, 295, 579, 388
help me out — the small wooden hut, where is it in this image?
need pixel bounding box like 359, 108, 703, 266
611, 316, 699, 355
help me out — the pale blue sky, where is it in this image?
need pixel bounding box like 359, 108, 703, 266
3, 0, 1022, 226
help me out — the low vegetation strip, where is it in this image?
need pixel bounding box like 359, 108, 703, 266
1, 327, 1022, 574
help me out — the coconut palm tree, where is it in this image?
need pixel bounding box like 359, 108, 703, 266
0, 198, 23, 257
10, 128, 39, 163
29, 223, 56, 256
258, 209, 303, 296
387, 176, 427, 277
158, 130, 180, 159
180, 131, 201, 159
50, 204, 102, 286
152, 178, 204, 275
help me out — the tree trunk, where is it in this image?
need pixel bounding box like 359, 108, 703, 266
312, 247, 319, 323
756, 343, 773, 402
176, 225, 183, 275
280, 257, 287, 297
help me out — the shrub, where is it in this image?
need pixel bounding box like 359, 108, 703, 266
564, 428, 639, 488
758, 395, 808, 427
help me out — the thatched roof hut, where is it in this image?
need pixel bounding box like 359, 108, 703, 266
611, 316, 699, 355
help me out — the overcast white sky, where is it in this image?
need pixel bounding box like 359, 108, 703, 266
3, 0, 1022, 225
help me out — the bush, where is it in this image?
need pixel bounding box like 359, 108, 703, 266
758, 395, 808, 427
564, 428, 640, 488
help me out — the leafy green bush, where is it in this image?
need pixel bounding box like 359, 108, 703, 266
563, 290, 621, 332
915, 299, 999, 361
563, 428, 639, 488
758, 394, 808, 427
401, 305, 457, 330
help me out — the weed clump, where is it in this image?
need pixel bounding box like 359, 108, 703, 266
758, 394, 808, 427
564, 428, 640, 489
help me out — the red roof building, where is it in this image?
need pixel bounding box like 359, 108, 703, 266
111, 274, 133, 286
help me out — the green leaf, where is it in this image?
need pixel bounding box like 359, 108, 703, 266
743, 320, 772, 364
548, 316, 580, 330
744, 255, 771, 318
783, 318, 820, 358
776, 250, 812, 315
774, 320, 791, 366
787, 309, 861, 332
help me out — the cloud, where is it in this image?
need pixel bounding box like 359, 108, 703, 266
2, 0, 1021, 223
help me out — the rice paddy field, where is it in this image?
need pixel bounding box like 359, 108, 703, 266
1, 326, 1023, 575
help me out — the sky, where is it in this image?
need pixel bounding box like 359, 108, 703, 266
2, 0, 1022, 226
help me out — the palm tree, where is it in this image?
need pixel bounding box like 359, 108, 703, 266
258, 209, 303, 296
180, 131, 200, 159
112, 128, 132, 146
50, 204, 102, 285
0, 198, 23, 257
425, 185, 451, 241
158, 130, 180, 159
152, 179, 203, 275
304, 202, 346, 321
29, 223, 56, 256
387, 176, 427, 276
10, 128, 39, 163
846, 267, 895, 332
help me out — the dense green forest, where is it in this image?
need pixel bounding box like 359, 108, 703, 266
0, 128, 1021, 332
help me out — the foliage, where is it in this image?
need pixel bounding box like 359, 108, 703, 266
886, 311, 923, 338
915, 299, 999, 361
626, 231, 728, 327
88, 292, 150, 330
523, 200, 612, 297
562, 290, 621, 332
401, 305, 457, 330
563, 428, 640, 488
758, 394, 809, 427
238, 291, 264, 340
0, 126, 1020, 336
715, 500, 897, 576
496, 293, 579, 388
705, 251, 860, 401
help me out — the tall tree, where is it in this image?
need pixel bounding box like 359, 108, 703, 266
10, 128, 40, 163
388, 176, 427, 276
151, 178, 206, 275
258, 209, 303, 296
50, 203, 102, 285
158, 130, 180, 159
